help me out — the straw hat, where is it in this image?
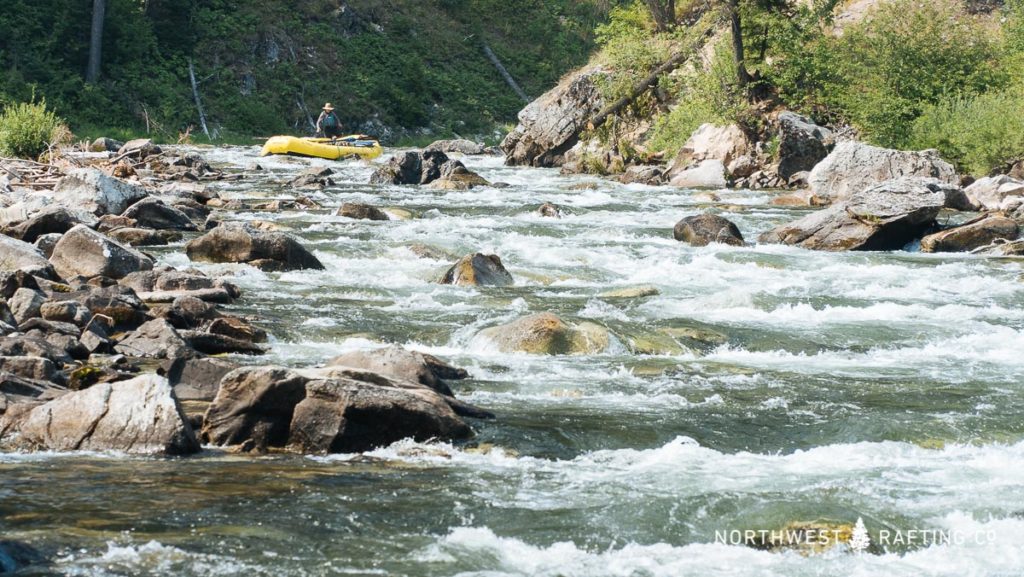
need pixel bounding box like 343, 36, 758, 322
322, 103, 334, 111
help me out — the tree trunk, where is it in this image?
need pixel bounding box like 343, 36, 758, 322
483, 44, 530, 103
188, 58, 211, 140
645, 0, 676, 32
86, 0, 106, 83
728, 0, 752, 87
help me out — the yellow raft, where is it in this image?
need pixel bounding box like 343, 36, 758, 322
260, 135, 383, 161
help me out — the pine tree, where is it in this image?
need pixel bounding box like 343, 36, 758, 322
850, 517, 870, 553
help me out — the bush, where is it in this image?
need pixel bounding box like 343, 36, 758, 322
0, 99, 70, 159
910, 87, 1024, 176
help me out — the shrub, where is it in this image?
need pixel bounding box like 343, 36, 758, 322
0, 99, 70, 159
910, 87, 1024, 176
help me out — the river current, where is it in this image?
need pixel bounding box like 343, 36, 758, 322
2, 147, 1023, 576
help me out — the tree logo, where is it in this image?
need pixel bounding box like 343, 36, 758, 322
850, 517, 871, 553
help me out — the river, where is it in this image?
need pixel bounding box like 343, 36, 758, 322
2, 147, 1023, 576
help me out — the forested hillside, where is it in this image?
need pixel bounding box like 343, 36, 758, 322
0, 0, 616, 143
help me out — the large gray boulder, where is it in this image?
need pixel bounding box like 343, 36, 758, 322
0, 374, 199, 455
776, 111, 833, 181
920, 215, 1019, 253
475, 312, 610, 355
673, 214, 745, 247
668, 160, 728, 189
114, 318, 194, 359
425, 139, 487, 155
964, 175, 1024, 211
185, 222, 324, 271
439, 253, 514, 287
808, 142, 957, 202
501, 66, 605, 167
52, 168, 148, 216
327, 345, 469, 396
49, 225, 154, 280
121, 197, 197, 230
1, 206, 98, 243
0, 235, 53, 275
666, 124, 751, 182
759, 177, 960, 251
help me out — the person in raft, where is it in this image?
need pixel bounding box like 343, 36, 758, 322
316, 103, 343, 139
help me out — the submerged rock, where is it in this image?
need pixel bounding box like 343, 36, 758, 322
440, 253, 514, 287
920, 215, 1019, 253
759, 178, 961, 251
673, 214, 745, 247
338, 202, 390, 221
0, 374, 199, 455
808, 142, 957, 203
476, 312, 610, 355
185, 222, 325, 271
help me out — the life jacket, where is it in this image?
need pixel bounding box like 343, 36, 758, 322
323, 113, 337, 128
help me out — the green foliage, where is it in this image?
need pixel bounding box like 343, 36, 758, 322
910, 86, 1024, 176
595, 2, 674, 101
0, 99, 69, 159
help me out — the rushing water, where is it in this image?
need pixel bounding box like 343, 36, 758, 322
3, 147, 1024, 576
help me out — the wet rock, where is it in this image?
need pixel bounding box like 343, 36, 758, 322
121, 197, 197, 231
107, 227, 181, 247
476, 312, 610, 355
201, 366, 310, 447
501, 66, 605, 167
162, 356, 239, 401
52, 168, 149, 216
0, 539, 45, 573
618, 165, 665, 185
116, 138, 160, 159
440, 253, 514, 287
666, 124, 751, 181
920, 215, 1019, 253
185, 222, 325, 271
425, 139, 486, 155
2, 206, 98, 243
0, 234, 54, 276
327, 345, 468, 396
973, 238, 1024, 256
0, 373, 199, 455
668, 160, 728, 189
90, 136, 124, 152
775, 111, 833, 181
338, 202, 390, 221
9, 288, 45, 324
33, 233, 62, 258
180, 330, 266, 356
289, 167, 335, 189
537, 202, 563, 218
808, 142, 958, 203
289, 376, 472, 454
964, 175, 1024, 211
114, 318, 193, 359
759, 177, 956, 251
599, 286, 661, 299
746, 520, 863, 555
369, 150, 453, 185
673, 214, 745, 247
49, 225, 154, 280
427, 160, 490, 190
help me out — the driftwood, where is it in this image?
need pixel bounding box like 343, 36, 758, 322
188, 58, 212, 140
483, 44, 530, 103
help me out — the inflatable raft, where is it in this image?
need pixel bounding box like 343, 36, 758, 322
260, 135, 383, 161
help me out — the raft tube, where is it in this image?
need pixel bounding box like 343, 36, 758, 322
260, 135, 383, 161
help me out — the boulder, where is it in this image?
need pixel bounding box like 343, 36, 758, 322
68, 284, 149, 329
673, 214, 745, 247
114, 318, 194, 359
759, 177, 956, 251
368, 150, 451, 185
338, 202, 390, 221
90, 136, 124, 152
1, 206, 98, 243
201, 366, 311, 448
39, 300, 88, 325
440, 253, 514, 287
972, 239, 1024, 256
49, 225, 154, 280
52, 168, 148, 216
538, 202, 564, 218
289, 167, 335, 189
0, 356, 57, 382
0, 540, 44, 574
326, 345, 468, 396
116, 138, 160, 159
0, 374, 199, 455
964, 175, 1024, 211
808, 142, 958, 203
501, 66, 605, 167
920, 215, 1019, 253
33, 233, 62, 258
475, 312, 610, 355
668, 160, 728, 189
667, 124, 751, 180
0, 234, 53, 275
425, 139, 486, 155
185, 222, 325, 271
289, 377, 472, 454
121, 197, 197, 230
429, 160, 490, 189
179, 330, 266, 356
0, 335, 72, 365
775, 111, 833, 181
162, 356, 239, 401
618, 165, 665, 185
107, 227, 180, 246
